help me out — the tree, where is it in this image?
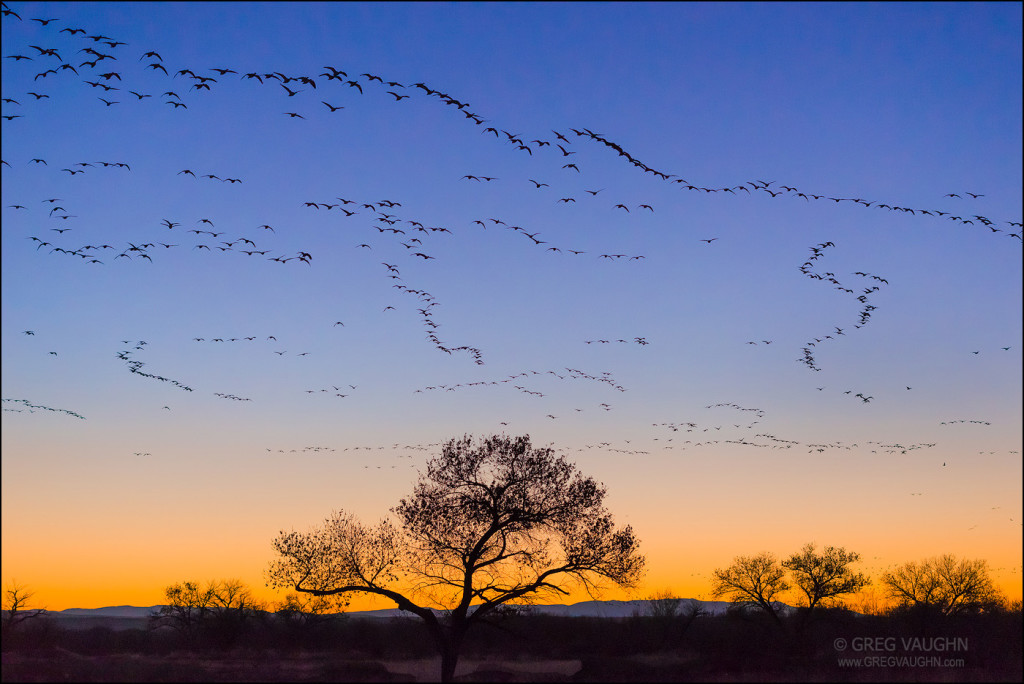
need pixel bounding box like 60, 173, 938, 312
273, 591, 347, 645
1, 581, 46, 642
150, 579, 267, 649
632, 589, 707, 651
149, 580, 216, 648
267, 433, 645, 682
711, 552, 790, 624
881, 554, 1002, 617
206, 578, 267, 648
782, 543, 868, 624
641, 589, 685, 621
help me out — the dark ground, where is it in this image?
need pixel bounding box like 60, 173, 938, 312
3, 608, 1021, 682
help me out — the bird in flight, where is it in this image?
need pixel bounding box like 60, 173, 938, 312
700, 238, 718, 243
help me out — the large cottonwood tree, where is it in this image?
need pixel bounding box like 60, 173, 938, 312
267, 434, 645, 681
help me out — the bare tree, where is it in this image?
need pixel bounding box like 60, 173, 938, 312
267, 434, 645, 682
641, 589, 684, 620
783, 543, 868, 624
711, 552, 790, 624
881, 555, 1002, 616
150, 578, 266, 649
274, 591, 347, 632
149, 580, 216, 648
2, 581, 46, 640
633, 589, 707, 650
206, 578, 267, 648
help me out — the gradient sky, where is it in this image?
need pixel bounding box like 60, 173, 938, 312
2, 2, 1021, 613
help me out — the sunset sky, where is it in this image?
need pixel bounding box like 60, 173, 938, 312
2, 2, 1021, 613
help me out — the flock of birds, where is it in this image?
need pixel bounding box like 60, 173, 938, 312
2, 7, 1020, 478
2, 397, 85, 420
794, 241, 888, 378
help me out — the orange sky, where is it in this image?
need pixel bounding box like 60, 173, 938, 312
4, 442, 1020, 612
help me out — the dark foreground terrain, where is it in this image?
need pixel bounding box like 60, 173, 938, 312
3, 608, 1021, 682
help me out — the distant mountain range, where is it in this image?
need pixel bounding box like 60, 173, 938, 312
41, 598, 749, 630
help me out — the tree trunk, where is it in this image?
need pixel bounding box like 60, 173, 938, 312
438, 624, 466, 683
440, 641, 459, 682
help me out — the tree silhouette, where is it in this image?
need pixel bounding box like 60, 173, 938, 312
782, 543, 868, 625
881, 554, 1002, 617
205, 578, 267, 648
633, 589, 707, 651
149, 580, 215, 648
274, 591, 348, 627
150, 578, 266, 649
2, 581, 46, 642
710, 552, 790, 624
267, 433, 645, 682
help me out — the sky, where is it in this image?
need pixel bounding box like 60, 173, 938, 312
2, 2, 1022, 613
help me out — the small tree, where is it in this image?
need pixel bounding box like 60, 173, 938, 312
783, 543, 868, 625
633, 589, 706, 651
206, 578, 267, 648
275, 591, 347, 627
268, 433, 645, 682
2, 582, 47, 645
643, 589, 684, 620
149, 580, 216, 648
881, 555, 1002, 617
711, 552, 790, 624
150, 579, 269, 649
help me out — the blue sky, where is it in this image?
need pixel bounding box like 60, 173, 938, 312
2, 2, 1021, 610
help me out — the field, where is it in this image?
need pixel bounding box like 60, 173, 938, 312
3, 610, 1021, 682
